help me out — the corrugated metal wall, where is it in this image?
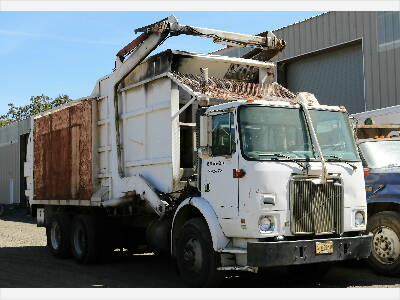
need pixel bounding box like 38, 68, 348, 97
0, 119, 31, 205
284, 42, 364, 113
0, 142, 18, 205
217, 12, 400, 112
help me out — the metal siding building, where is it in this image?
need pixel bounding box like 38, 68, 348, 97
0, 118, 31, 206
218, 11, 400, 114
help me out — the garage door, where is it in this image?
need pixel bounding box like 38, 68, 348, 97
282, 42, 364, 114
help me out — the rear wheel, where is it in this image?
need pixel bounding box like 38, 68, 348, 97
367, 211, 400, 276
70, 215, 100, 264
46, 213, 71, 258
176, 218, 224, 287
0, 205, 5, 216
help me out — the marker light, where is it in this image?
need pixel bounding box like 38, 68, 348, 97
339, 106, 346, 110
247, 98, 254, 102
233, 168, 246, 178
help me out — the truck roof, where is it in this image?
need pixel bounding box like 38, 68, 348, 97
206, 99, 344, 113
358, 137, 400, 144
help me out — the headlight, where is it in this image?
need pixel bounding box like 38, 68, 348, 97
355, 211, 365, 226
259, 216, 275, 232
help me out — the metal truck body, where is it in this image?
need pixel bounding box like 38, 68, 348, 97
353, 109, 400, 276
352, 105, 400, 126
25, 16, 371, 287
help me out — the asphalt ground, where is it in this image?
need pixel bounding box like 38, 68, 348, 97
0, 208, 399, 288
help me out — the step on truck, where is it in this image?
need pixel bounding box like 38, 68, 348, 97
25, 16, 372, 287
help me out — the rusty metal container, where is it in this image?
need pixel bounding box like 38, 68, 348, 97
33, 100, 93, 200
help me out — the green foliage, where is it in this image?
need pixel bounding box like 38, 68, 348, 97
0, 94, 73, 126
0, 120, 11, 127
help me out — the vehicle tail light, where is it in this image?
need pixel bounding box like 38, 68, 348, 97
363, 168, 369, 177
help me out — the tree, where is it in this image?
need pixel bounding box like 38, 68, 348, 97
0, 94, 73, 126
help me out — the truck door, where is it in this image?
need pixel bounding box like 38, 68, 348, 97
201, 112, 238, 219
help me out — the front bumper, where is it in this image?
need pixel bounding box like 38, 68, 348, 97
247, 234, 372, 267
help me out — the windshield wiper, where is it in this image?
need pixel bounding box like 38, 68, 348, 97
258, 153, 306, 170
325, 155, 357, 170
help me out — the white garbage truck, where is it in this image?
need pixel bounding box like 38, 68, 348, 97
25, 16, 372, 287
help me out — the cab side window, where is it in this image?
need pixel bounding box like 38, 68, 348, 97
211, 113, 235, 156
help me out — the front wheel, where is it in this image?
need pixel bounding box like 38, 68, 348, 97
176, 218, 224, 287
367, 211, 400, 276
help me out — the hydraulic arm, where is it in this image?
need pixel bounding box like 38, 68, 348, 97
116, 15, 286, 64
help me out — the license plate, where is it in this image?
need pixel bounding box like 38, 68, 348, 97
315, 241, 334, 254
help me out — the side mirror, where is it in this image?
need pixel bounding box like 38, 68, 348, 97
198, 146, 211, 159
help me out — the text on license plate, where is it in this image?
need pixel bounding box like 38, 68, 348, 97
315, 241, 334, 254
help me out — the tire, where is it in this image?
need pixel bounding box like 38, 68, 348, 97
176, 218, 224, 287
367, 211, 400, 276
0, 205, 5, 216
287, 263, 332, 283
70, 215, 100, 264
46, 213, 72, 258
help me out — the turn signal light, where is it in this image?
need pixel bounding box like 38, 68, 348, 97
339, 106, 346, 110
233, 168, 246, 178
363, 168, 369, 177
247, 98, 254, 102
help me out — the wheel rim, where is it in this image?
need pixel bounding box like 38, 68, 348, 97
372, 226, 400, 265
50, 221, 61, 250
182, 236, 203, 273
73, 223, 86, 257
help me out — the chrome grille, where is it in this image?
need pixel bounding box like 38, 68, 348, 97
290, 178, 343, 235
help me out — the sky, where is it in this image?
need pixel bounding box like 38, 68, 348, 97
0, 11, 322, 115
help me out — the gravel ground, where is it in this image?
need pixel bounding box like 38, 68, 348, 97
0, 208, 399, 288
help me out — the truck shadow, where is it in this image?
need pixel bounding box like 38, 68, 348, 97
0, 245, 398, 288
0, 207, 36, 224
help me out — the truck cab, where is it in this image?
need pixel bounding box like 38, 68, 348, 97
358, 137, 400, 275
172, 96, 372, 286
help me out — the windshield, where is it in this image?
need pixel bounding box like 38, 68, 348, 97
309, 110, 359, 161
359, 140, 400, 169
239, 106, 314, 160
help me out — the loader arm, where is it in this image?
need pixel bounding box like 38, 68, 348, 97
116, 15, 285, 65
